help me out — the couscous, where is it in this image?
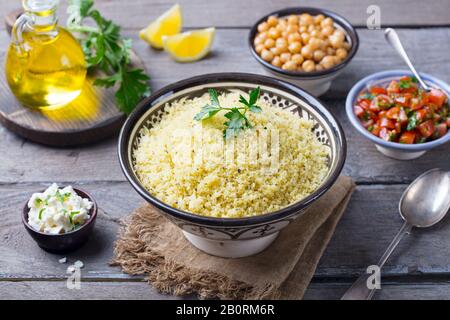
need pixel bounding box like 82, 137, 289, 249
133, 89, 329, 218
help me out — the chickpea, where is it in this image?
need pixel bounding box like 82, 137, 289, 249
315, 64, 324, 71
271, 56, 282, 68
287, 14, 299, 25
300, 13, 314, 26
280, 52, 292, 63
291, 53, 304, 65
307, 24, 316, 32
321, 17, 334, 28
333, 29, 346, 41
302, 59, 315, 72
321, 25, 334, 37
299, 25, 307, 33
320, 38, 330, 50
264, 38, 275, 49
276, 39, 288, 53
282, 60, 297, 71
288, 41, 302, 54
258, 31, 268, 41
314, 14, 325, 25
270, 46, 283, 56
300, 32, 310, 45
308, 37, 322, 50
336, 48, 348, 60
321, 55, 335, 68
327, 47, 336, 55
257, 22, 269, 33
267, 15, 278, 27
254, 36, 263, 46
287, 32, 301, 43
343, 41, 351, 50
310, 29, 323, 39
278, 18, 288, 29
268, 27, 281, 39
261, 49, 274, 62
329, 34, 344, 48
255, 44, 265, 54
286, 24, 298, 34
313, 50, 325, 62
300, 45, 314, 60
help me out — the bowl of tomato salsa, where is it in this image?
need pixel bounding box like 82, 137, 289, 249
346, 70, 450, 160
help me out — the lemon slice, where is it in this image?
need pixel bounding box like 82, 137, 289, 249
139, 4, 182, 49
162, 27, 215, 62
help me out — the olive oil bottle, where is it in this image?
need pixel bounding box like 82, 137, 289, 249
5, 0, 87, 109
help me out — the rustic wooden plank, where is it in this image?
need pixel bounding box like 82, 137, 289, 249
0, 281, 182, 300
2, 0, 450, 30
0, 28, 449, 184
1, 280, 450, 300
304, 282, 450, 300
2, 183, 450, 280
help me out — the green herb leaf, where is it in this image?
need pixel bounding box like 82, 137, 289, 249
407, 113, 418, 131
249, 105, 262, 113
38, 208, 45, 220
194, 105, 221, 121
195, 86, 262, 139
67, 0, 150, 114
208, 89, 220, 107
399, 79, 411, 89
249, 86, 260, 106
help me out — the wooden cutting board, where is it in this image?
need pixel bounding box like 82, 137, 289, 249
1, 9, 146, 147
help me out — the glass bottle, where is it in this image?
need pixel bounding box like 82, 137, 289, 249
5, 0, 87, 109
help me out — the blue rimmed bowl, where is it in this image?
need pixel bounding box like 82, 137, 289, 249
346, 70, 450, 160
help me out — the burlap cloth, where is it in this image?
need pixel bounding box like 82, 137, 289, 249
112, 176, 355, 299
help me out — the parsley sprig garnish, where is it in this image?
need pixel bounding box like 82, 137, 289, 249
67, 0, 151, 114
194, 87, 262, 139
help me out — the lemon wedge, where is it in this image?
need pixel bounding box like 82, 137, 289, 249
162, 27, 215, 62
139, 4, 182, 49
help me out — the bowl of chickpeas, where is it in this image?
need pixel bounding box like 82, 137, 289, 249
249, 7, 359, 96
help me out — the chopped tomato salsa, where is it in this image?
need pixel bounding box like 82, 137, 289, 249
354, 76, 449, 144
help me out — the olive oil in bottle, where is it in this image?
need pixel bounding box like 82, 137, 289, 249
5, 0, 87, 109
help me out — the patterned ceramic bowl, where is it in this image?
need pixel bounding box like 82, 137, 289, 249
118, 73, 346, 258
346, 70, 450, 160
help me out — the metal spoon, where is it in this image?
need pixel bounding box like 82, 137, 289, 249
341, 168, 450, 300
384, 28, 431, 91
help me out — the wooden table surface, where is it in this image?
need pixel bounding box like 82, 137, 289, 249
1, 0, 450, 300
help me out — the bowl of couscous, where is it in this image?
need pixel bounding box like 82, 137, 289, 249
249, 7, 359, 96
118, 73, 346, 258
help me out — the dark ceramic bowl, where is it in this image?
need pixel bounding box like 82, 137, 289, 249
249, 7, 359, 96
118, 73, 346, 257
22, 188, 97, 254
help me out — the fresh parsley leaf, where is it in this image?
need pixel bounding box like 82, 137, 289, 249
69, 211, 80, 225
194, 105, 221, 121
67, 0, 151, 114
194, 86, 262, 139
249, 105, 262, 113
249, 86, 260, 106
208, 89, 220, 107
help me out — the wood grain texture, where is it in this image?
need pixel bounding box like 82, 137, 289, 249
1, 0, 450, 300
2, 183, 450, 281
2, 280, 450, 300
2, 0, 450, 29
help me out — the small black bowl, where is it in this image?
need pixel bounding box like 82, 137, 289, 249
22, 188, 98, 254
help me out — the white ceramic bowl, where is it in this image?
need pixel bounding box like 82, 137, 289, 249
119, 73, 346, 258
346, 70, 450, 160
249, 7, 359, 96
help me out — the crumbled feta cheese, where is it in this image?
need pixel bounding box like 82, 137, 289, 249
74, 260, 84, 269
27, 183, 93, 234
59, 257, 67, 264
